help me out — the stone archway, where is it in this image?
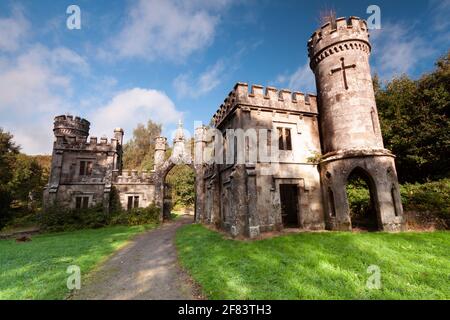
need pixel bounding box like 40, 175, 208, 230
154, 159, 196, 220
320, 151, 404, 231
152, 122, 207, 223
345, 166, 381, 231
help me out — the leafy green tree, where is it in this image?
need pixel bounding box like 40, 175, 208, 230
8, 154, 47, 207
0, 128, 20, 228
375, 51, 450, 182
166, 164, 195, 208
123, 120, 162, 171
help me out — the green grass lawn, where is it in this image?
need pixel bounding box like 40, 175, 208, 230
176, 225, 450, 300
0, 224, 156, 300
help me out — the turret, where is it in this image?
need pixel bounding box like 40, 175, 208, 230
194, 125, 208, 165
154, 136, 167, 169
114, 127, 124, 145
172, 120, 186, 159
308, 16, 383, 153
53, 115, 90, 139
308, 16, 404, 232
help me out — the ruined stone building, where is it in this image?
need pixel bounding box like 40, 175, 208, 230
44, 16, 405, 237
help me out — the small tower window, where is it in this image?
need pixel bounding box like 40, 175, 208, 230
79, 161, 93, 176
277, 127, 293, 151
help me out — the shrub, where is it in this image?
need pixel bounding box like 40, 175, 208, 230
0, 188, 12, 230
400, 179, 450, 225
346, 184, 371, 219
110, 204, 160, 226
40, 203, 161, 232
40, 204, 109, 232
347, 179, 449, 229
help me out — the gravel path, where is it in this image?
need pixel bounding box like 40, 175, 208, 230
73, 215, 196, 300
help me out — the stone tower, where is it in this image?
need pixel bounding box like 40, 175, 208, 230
308, 16, 404, 231
53, 115, 90, 139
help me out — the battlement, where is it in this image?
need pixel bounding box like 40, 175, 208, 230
155, 136, 167, 150
307, 16, 371, 69
53, 114, 90, 138
113, 169, 155, 184
54, 134, 120, 152
194, 125, 208, 143
212, 83, 318, 127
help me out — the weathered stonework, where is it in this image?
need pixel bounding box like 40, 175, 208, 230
44, 118, 196, 222
308, 16, 404, 231
44, 16, 405, 236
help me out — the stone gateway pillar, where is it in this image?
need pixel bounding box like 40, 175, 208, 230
194, 126, 208, 223
308, 16, 404, 231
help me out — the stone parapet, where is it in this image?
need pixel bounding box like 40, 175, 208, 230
212, 83, 318, 127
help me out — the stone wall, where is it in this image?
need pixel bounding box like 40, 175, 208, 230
203, 83, 325, 238
112, 169, 156, 210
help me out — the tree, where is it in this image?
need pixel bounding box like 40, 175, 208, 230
375, 50, 450, 182
123, 120, 162, 171
166, 164, 195, 209
0, 128, 20, 228
8, 154, 47, 207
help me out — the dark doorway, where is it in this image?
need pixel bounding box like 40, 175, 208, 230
280, 184, 299, 227
346, 167, 379, 231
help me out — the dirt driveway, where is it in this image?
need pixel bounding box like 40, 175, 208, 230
73, 215, 197, 300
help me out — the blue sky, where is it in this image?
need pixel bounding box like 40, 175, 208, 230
0, 0, 449, 154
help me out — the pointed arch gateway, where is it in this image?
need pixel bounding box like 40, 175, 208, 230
152, 121, 205, 222
345, 166, 381, 231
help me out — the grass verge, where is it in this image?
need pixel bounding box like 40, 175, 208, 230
176, 224, 450, 299
0, 224, 156, 299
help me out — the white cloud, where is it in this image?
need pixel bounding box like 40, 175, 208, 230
275, 62, 316, 93
173, 60, 225, 98
0, 44, 86, 154
89, 88, 182, 140
107, 0, 232, 61
429, 0, 450, 32
370, 23, 433, 80
0, 38, 89, 154
0, 44, 88, 114
0, 5, 29, 52
429, 0, 450, 42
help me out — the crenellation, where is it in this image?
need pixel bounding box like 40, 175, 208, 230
279, 89, 292, 102
212, 83, 319, 127
250, 84, 264, 96
293, 91, 305, 103
265, 86, 278, 100
308, 16, 370, 70
114, 169, 154, 184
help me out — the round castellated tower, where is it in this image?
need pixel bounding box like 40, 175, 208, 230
308, 16, 404, 232
308, 16, 383, 152
53, 115, 90, 138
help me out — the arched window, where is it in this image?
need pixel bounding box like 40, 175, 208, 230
328, 187, 336, 217
391, 185, 399, 217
